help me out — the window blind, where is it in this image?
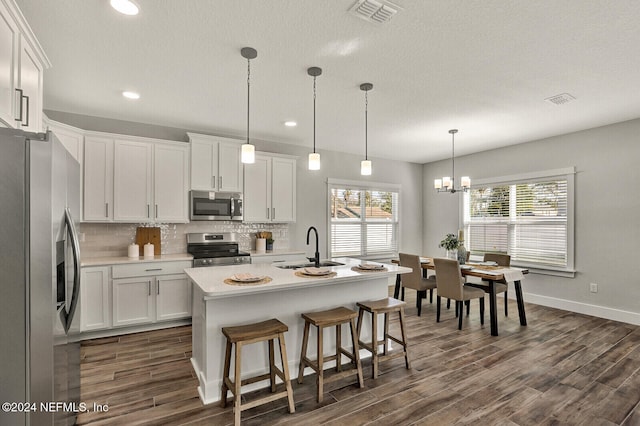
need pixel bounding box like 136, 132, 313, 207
329, 186, 399, 257
464, 178, 569, 269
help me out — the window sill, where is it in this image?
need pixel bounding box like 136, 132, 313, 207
515, 265, 576, 278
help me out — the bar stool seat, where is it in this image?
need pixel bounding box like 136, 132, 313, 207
356, 297, 410, 378
298, 306, 364, 403
221, 318, 295, 426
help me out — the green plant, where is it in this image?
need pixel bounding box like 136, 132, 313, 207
438, 233, 460, 251
266, 238, 274, 244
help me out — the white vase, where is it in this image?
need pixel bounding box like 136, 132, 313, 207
446, 249, 458, 260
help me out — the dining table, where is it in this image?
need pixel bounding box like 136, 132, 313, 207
392, 257, 528, 336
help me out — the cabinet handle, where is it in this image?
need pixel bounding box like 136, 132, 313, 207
145, 268, 162, 272
267, 208, 270, 219
14, 88, 23, 122
212, 176, 215, 188
105, 202, 109, 218
148, 281, 151, 296
155, 204, 158, 218
157, 281, 160, 295
147, 204, 150, 218
22, 95, 29, 127
219, 176, 223, 189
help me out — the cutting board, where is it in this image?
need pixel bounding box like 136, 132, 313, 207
135, 227, 161, 256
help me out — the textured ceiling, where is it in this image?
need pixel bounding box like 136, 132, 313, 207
15, 0, 640, 163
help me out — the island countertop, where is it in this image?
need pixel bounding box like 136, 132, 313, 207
185, 257, 411, 299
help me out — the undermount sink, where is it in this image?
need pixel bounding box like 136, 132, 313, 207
275, 260, 345, 269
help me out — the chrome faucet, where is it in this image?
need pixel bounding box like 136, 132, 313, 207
306, 226, 320, 268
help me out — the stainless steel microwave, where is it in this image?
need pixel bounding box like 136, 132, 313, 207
190, 191, 243, 221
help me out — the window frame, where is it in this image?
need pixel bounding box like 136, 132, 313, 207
327, 178, 401, 259
460, 167, 575, 277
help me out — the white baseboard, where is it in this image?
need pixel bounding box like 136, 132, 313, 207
522, 292, 640, 326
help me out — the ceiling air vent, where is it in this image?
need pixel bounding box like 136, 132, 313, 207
545, 93, 576, 105
349, 0, 401, 24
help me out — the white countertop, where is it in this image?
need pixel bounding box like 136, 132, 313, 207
81, 253, 193, 267
185, 257, 411, 299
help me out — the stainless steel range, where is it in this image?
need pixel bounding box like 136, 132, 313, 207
187, 233, 251, 267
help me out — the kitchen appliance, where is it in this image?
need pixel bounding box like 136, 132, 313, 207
0, 128, 81, 426
190, 190, 243, 221
187, 233, 251, 267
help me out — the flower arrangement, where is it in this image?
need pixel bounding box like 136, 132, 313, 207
438, 233, 461, 251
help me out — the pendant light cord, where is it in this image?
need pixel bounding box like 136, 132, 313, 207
451, 131, 455, 182
246, 58, 251, 145
365, 89, 368, 160
313, 75, 316, 153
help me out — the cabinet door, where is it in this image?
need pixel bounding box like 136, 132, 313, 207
271, 157, 296, 222
190, 139, 217, 191
0, 2, 18, 127
156, 274, 191, 321
113, 139, 153, 222
112, 277, 154, 327
154, 143, 189, 222
83, 136, 113, 221
218, 142, 242, 192
243, 154, 271, 222
80, 267, 111, 331
16, 39, 43, 132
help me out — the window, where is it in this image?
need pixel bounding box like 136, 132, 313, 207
463, 168, 575, 273
328, 179, 400, 258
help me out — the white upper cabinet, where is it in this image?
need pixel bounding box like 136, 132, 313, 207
0, 0, 49, 131
113, 139, 153, 222
243, 153, 296, 223
83, 132, 189, 223
188, 132, 243, 192
83, 136, 114, 221
153, 142, 189, 222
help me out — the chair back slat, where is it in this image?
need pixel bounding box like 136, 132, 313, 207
484, 253, 510, 267
433, 258, 464, 300
398, 253, 422, 290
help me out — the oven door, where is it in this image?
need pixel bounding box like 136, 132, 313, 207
190, 191, 242, 221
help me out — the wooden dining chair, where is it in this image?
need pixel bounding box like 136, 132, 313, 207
434, 258, 485, 330
465, 253, 510, 316
399, 253, 437, 317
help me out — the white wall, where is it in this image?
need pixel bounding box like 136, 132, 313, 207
423, 118, 640, 325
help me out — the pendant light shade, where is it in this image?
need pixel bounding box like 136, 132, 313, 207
307, 66, 322, 170
241, 47, 257, 164
360, 83, 373, 176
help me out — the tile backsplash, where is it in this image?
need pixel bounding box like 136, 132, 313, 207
80, 222, 290, 258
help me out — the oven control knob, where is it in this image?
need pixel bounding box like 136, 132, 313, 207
206, 259, 213, 265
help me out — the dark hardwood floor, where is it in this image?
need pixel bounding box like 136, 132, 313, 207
77, 289, 640, 425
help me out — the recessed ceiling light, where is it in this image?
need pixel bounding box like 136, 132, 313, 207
122, 91, 140, 100
110, 0, 139, 16
284, 121, 297, 127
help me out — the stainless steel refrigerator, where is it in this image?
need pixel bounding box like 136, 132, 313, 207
0, 128, 82, 426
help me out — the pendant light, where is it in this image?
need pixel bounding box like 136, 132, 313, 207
307, 67, 322, 170
434, 129, 470, 193
240, 47, 257, 164
360, 83, 373, 176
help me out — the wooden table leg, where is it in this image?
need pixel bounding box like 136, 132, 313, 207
514, 280, 527, 326
489, 280, 498, 336
394, 273, 401, 299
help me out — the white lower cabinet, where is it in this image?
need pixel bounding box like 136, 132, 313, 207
112, 276, 155, 327
111, 261, 192, 328
156, 274, 191, 321
80, 266, 111, 332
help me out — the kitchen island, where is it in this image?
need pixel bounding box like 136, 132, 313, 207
185, 257, 411, 404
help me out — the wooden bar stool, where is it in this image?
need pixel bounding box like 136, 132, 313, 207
356, 297, 410, 379
297, 306, 364, 403
221, 318, 295, 426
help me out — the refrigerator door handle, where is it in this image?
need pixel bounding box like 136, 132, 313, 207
60, 207, 81, 333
